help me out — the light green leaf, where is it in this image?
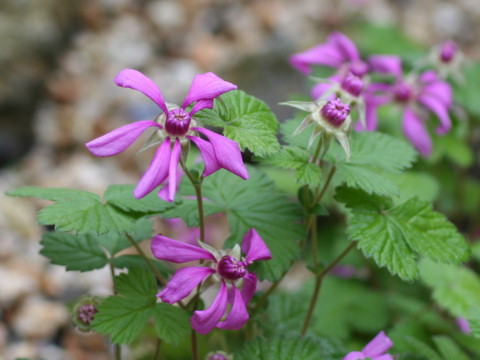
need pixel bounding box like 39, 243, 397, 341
336, 187, 469, 281
163, 168, 305, 281
468, 306, 480, 338
420, 260, 480, 317
433, 336, 471, 360
194, 90, 280, 156
453, 62, 480, 117
154, 303, 190, 346
262, 146, 322, 187
40, 232, 108, 272
92, 269, 157, 344
7, 185, 174, 235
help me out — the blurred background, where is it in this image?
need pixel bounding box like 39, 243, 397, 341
1, 0, 479, 359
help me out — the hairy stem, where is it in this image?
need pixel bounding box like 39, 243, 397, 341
313, 165, 336, 205
154, 338, 162, 360
108, 259, 122, 360
301, 241, 357, 336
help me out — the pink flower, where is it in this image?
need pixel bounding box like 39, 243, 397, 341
360, 56, 452, 156
457, 317, 471, 334
86, 69, 248, 202
343, 331, 394, 360
152, 229, 272, 334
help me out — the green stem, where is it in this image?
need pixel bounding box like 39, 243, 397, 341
153, 338, 162, 360
301, 241, 357, 336
125, 233, 167, 286
311, 135, 323, 164
313, 165, 336, 205
180, 160, 205, 243
108, 259, 122, 360
311, 215, 318, 267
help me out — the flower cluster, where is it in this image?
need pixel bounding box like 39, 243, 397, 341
290, 32, 456, 156
86, 69, 248, 202
151, 229, 271, 334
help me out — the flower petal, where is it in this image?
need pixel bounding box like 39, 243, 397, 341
158, 266, 215, 304
216, 285, 249, 330
114, 69, 168, 113
193, 127, 249, 180
191, 281, 229, 335
311, 81, 336, 101
368, 55, 403, 79
165, 138, 181, 202
190, 99, 214, 116
329, 32, 360, 62
182, 72, 237, 109
402, 107, 432, 157
290, 44, 344, 75
158, 167, 183, 202
151, 234, 216, 263
187, 135, 222, 177
86, 121, 161, 157
342, 351, 366, 360
240, 273, 257, 305
362, 331, 393, 357
242, 229, 272, 262
418, 93, 451, 134
134, 138, 171, 199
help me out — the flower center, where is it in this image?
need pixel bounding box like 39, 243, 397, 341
217, 255, 248, 280
320, 98, 350, 128
440, 41, 457, 63
78, 304, 97, 325
393, 81, 413, 103
165, 108, 191, 136
341, 72, 364, 97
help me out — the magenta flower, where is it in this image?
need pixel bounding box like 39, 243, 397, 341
457, 317, 471, 334
86, 69, 248, 202
343, 331, 394, 360
361, 56, 453, 156
152, 229, 271, 334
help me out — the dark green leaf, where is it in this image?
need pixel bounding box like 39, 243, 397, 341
236, 336, 324, 360
154, 303, 190, 346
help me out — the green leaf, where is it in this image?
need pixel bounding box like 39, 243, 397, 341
112, 255, 171, 277
154, 303, 190, 346
325, 132, 417, 196
163, 168, 305, 281
236, 336, 324, 360
92, 269, 157, 344
405, 336, 442, 360
468, 306, 480, 338
264, 293, 310, 336
97, 218, 153, 255
7, 185, 174, 235
40, 232, 108, 272
420, 260, 480, 317
433, 336, 471, 360
336, 187, 469, 281
262, 146, 322, 187
194, 90, 280, 156
453, 62, 480, 117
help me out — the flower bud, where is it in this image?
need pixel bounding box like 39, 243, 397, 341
72, 296, 101, 332
393, 81, 413, 103
165, 108, 192, 136
320, 99, 350, 128
440, 41, 457, 63
217, 255, 248, 280
341, 72, 364, 97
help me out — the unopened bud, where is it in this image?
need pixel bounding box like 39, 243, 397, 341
320, 99, 350, 127
440, 41, 457, 63
341, 72, 364, 97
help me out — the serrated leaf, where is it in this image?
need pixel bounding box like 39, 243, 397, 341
420, 260, 480, 317
40, 232, 108, 272
336, 187, 469, 281
262, 146, 322, 187
112, 255, 171, 277
433, 336, 470, 360
194, 90, 280, 156
98, 218, 153, 255
405, 336, 442, 360
104, 184, 174, 214
264, 293, 310, 335
154, 303, 190, 346
8, 185, 173, 235
468, 306, 480, 338
92, 269, 157, 344
236, 336, 324, 360
163, 168, 305, 281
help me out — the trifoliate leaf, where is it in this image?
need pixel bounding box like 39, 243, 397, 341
236, 336, 324, 360
154, 303, 190, 346
262, 146, 322, 187
163, 168, 305, 281
40, 232, 108, 272
194, 90, 280, 156
325, 132, 417, 196
420, 260, 480, 317
336, 187, 469, 281
92, 269, 157, 344
7, 185, 174, 235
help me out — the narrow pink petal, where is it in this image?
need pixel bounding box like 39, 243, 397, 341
191, 281, 229, 335
290, 44, 344, 75
422, 81, 453, 107
182, 72, 237, 109
190, 99, 214, 116
362, 331, 393, 357
134, 138, 171, 199
329, 32, 360, 62
418, 94, 451, 134
193, 127, 249, 180
368, 55, 403, 79
86, 121, 161, 157
216, 285, 249, 330
403, 108, 432, 157
311, 81, 335, 101
166, 138, 181, 202
242, 229, 272, 262
158, 168, 183, 202
158, 266, 215, 304
419, 70, 439, 84
114, 69, 168, 113
342, 351, 366, 360
151, 234, 215, 263
240, 273, 257, 305
187, 135, 222, 177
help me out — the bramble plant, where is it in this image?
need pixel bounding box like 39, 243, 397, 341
8, 27, 480, 360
